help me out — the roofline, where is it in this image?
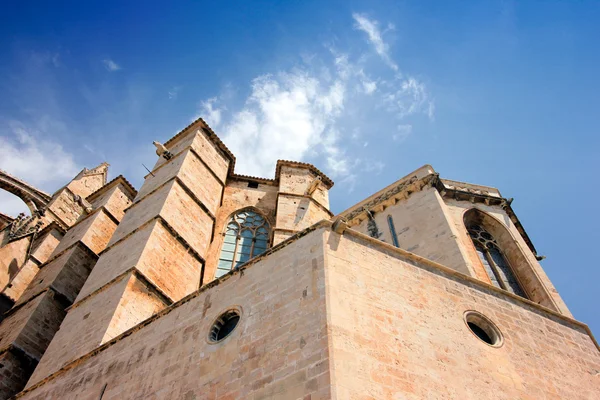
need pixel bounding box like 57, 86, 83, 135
86, 175, 138, 203
275, 160, 334, 189
336, 164, 538, 256
336, 164, 436, 220
435, 178, 537, 255
161, 119, 335, 188
164, 117, 237, 177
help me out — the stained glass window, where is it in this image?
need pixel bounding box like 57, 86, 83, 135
467, 224, 526, 298
216, 210, 270, 278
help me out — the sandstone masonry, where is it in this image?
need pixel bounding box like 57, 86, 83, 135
0, 118, 597, 399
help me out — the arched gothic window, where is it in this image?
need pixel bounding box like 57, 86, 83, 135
467, 224, 527, 298
216, 210, 270, 278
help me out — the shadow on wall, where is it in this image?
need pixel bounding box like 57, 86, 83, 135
8, 259, 19, 281
294, 199, 310, 226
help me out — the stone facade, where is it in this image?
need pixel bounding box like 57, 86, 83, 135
0, 118, 598, 399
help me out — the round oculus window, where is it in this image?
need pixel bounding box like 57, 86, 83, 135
209, 309, 241, 343
463, 311, 503, 347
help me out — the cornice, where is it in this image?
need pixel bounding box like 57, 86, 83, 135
433, 177, 538, 255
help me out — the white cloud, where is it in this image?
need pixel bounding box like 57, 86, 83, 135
0, 122, 79, 189
200, 97, 224, 128
385, 77, 434, 120
352, 13, 398, 71
194, 12, 435, 189
102, 59, 121, 71
393, 124, 413, 142
0, 191, 29, 217
213, 70, 348, 178
364, 160, 385, 174
168, 86, 182, 99
0, 121, 80, 216
362, 80, 377, 94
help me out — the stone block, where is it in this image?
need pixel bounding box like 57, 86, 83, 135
0, 291, 65, 361
153, 128, 230, 184
27, 271, 167, 387
20, 227, 330, 400
88, 183, 134, 222
51, 209, 117, 256
0, 349, 37, 400
0, 236, 30, 290
76, 219, 202, 303
276, 194, 329, 233
29, 228, 63, 264
1, 260, 39, 304
108, 180, 212, 256
16, 244, 97, 307
278, 165, 330, 210
353, 186, 470, 275
46, 190, 85, 228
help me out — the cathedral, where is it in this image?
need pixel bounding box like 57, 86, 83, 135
0, 118, 598, 399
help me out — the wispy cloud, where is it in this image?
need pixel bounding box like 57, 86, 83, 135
0, 121, 79, 187
0, 120, 80, 215
168, 86, 182, 99
204, 70, 348, 178
196, 13, 435, 187
385, 77, 433, 119
352, 13, 398, 71
393, 124, 413, 142
199, 97, 224, 128
102, 58, 121, 71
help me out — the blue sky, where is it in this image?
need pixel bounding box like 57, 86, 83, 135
1, 1, 599, 333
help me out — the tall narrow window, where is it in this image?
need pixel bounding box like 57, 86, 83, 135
387, 215, 399, 248
467, 224, 526, 298
216, 210, 270, 278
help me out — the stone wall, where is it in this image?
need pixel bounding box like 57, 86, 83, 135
0, 236, 30, 291
351, 186, 470, 275
16, 224, 599, 399
88, 181, 135, 222
20, 227, 331, 400
325, 229, 600, 399
0, 348, 36, 400
28, 128, 226, 386
0, 172, 134, 399
275, 165, 332, 245
2, 227, 65, 305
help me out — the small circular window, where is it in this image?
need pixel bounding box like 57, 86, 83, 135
463, 311, 503, 347
209, 309, 241, 343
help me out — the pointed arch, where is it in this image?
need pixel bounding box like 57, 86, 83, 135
0, 170, 50, 214
216, 208, 271, 278
463, 208, 527, 298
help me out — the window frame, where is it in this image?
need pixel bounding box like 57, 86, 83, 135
216, 209, 271, 278
467, 223, 527, 298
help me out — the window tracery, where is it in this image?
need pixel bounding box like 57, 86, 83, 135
467, 224, 526, 298
216, 210, 270, 278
